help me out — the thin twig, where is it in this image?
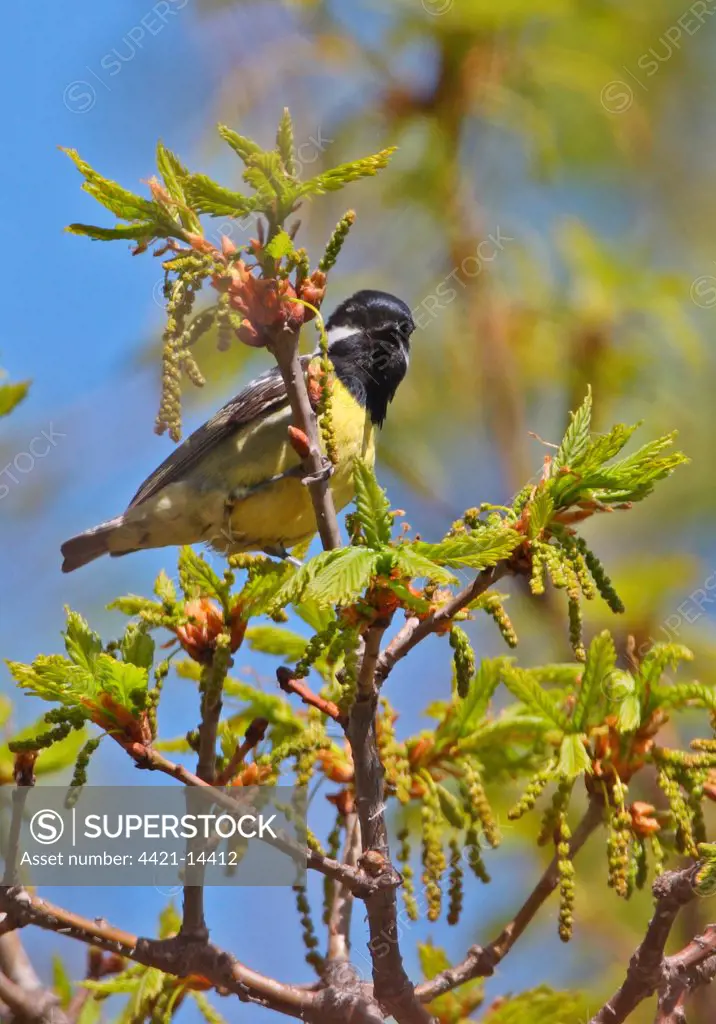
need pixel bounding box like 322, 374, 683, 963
277, 668, 346, 725
268, 326, 341, 550
375, 564, 508, 685
0, 969, 66, 1024
215, 717, 269, 786
326, 809, 361, 964
416, 797, 604, 1002
121, 738, 384, 898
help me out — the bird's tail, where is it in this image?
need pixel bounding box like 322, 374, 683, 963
61, 516, 125, 573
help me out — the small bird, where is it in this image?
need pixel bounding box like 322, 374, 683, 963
61, 289, 414, 572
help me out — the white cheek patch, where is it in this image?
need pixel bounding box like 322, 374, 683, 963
326, 325, 360, 345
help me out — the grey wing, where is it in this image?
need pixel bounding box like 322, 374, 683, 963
127, 358, 310, 509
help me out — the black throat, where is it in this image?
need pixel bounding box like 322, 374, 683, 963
328, 331, 409, 427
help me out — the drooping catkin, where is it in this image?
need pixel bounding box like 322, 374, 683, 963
461, 760, 500, 847
530, 544, 546, 596
293, 885, 324, 974
481, 595, 518, 648
556, 811, 575, 942
568, 596, 586, 662
607, 803, 632, 898
396, 826, 419, 921
68, 737, 102, 793
447, 839, 464, 926
465, 826, 491, 884
658, 769, 698, 857
575, 537, 625, 613
450, 626, 475, 699
377, 699, 412, 803
421, 786, 446, 921
508, 761, 555, 820
560, 533, 596, 599
295, 622, 338, 678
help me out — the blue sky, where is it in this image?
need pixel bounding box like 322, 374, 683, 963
1, 1, 687, 1015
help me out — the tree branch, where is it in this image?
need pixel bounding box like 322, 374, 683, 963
375, 564, 508, 686
416, 797, 604, 1002
0, 888, 314, 1020
182, 643, 230, 942
122, 739, 385, 898
589, 865, 700, 1024
346, 623, 432, 1024
656, 925, 716, 1022
268, 327, 341, 551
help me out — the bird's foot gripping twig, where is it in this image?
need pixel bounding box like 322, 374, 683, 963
302, 454, 334, 487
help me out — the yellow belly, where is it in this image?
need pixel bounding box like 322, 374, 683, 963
112, 375, 376, 558
221, 380, 375, 553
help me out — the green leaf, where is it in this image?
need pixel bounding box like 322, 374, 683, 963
276, 108, 297, 176
267, 550, 339, 611
293, 598, 336, 633
557, 733, 592, 777
154, 569, 177, 604
177, 547, 227, 604
418, 941, 451, 980
414, 528, 522, 570
62, 148, 177, 238
392, 546, 456, 585
264, 229, 295, 260
581, 422, 641, 468
296, 148, 396, 199
242, 151, 289, 197
66, 223, 156, 242
185, 174, 258, 217
0, 380, 30, 417
94, 656, 149, 714
244, 625, 308, 661
52, 956, 73, 1009
63, 610, 102, 672
449, 658, 507, 736
528, 488, 554, 538
305, 548, 379, 607
240, 564, 295, 618
616, 694, 642, 732
218, 125, 263, 164
353, 459, 393, 547
121, 624, 155, 670
553, 387, 592, 471
482, 985, 588, 1024
76, 995, 102, 1024
499, 664, 570, 729
641, 643, 694, 688
571, 630, 616, 731
434, 782, 466, 828
108, 595, 165, 617
159, 901, 181, 939
156, 142, 201, 232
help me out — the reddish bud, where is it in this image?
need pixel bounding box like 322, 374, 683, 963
288, 425, 311, 459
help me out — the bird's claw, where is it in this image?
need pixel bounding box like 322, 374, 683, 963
302, 457, 333, 486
